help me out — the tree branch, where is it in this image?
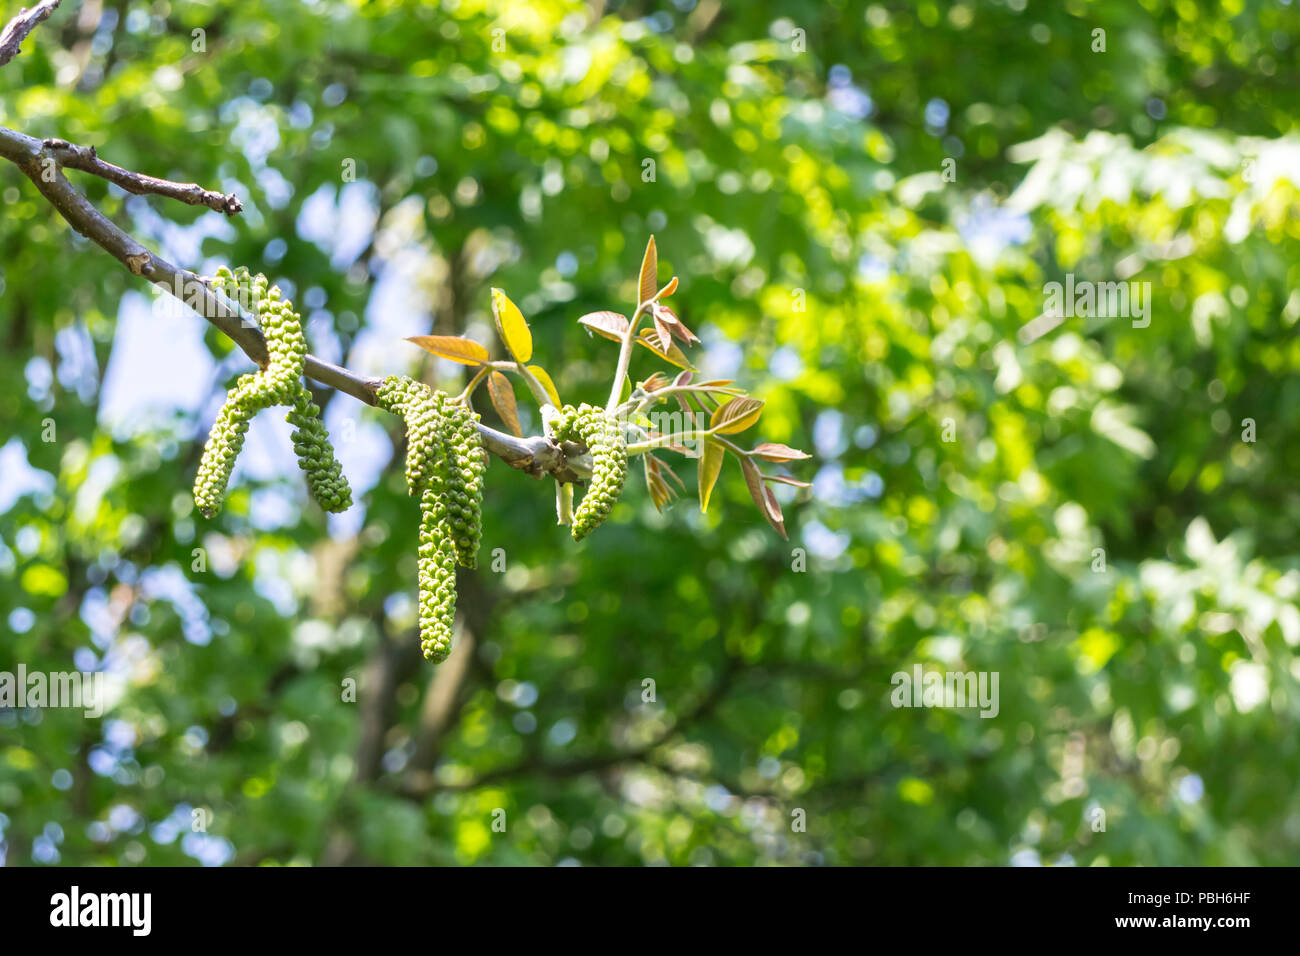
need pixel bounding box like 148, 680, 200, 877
0, 0, 60, 68
0, 124, 593, 481
41, 137, 244, 216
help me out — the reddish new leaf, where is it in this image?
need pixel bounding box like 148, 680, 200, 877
487, 371, 522, 437
763, 474, 812, 488
740, 456, 787, 538
578, 311, 629, 342
640, 372, 671, 393
751, 442, 812, 463
654, 303, 700, 345
638, 235, 658, 306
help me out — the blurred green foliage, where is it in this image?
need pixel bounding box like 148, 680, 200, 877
1, 0, 1298, 865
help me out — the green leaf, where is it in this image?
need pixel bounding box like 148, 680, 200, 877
710, 397, 765, 434
698, 438, 725, 513
491, 288, 533, 363
526, 364, 562, 407
636, 328, 695, 370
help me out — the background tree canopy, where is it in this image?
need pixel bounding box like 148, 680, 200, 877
1, 0, 1298, 866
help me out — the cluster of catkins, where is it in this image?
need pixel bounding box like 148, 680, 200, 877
192, 266, 352, 518
375, 375, 485, 661
553, 403, 628, 540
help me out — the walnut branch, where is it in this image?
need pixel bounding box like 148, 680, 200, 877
41, 137, 244, 216
0, 0, 60, 68
0, 124, 592, 482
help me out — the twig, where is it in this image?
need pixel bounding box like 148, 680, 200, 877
41, 137, 243, 216
0, 0, 60, 68
0, 125, 593, 481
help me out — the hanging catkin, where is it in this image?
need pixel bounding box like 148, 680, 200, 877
375, 375, 486, 661
193, 266, 351, 517
553, 403, 627, 540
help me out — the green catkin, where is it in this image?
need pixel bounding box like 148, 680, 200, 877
192, 375, 268, 518
375, 374, 486, 660
555, 403, 628, 540
416, 487, 457, 662
442, 399, 486, 568
374, 375, 445, 495
192, 266, 352, 517
287, 390, 353, 513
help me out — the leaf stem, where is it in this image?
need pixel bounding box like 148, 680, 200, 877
515, 361, 553, 410
606, 302, 648, 412
457, 365, 492, 403
627, 430, 747, 456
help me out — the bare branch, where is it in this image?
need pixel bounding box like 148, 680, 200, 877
42, 137, 243, 216
0, 0, 60, 68
0, 124, 593, 481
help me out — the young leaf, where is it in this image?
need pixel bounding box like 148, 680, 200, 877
405, 334, 489, 366
752, 442, 812, 462
652, 314, 673, 352
698, 438, 725, 513
710, 396, 765, 434
638, 235, 658, 306
660, 458, 687, 492
640, 371, 670, 393
763, 474, 812, 488
578, 311, 629, 342
636, 328, 696, 370
740, 456, 787, 538
491, 288, 533, 362
644, 431, 694, 456
761, 484, 786, 536
672, 370, 694, 389
654, 303, 699, 345
643, 454, 672, 513
488, 371, 522, 437
526, 364, 562, 406
656, 276, 678, 300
